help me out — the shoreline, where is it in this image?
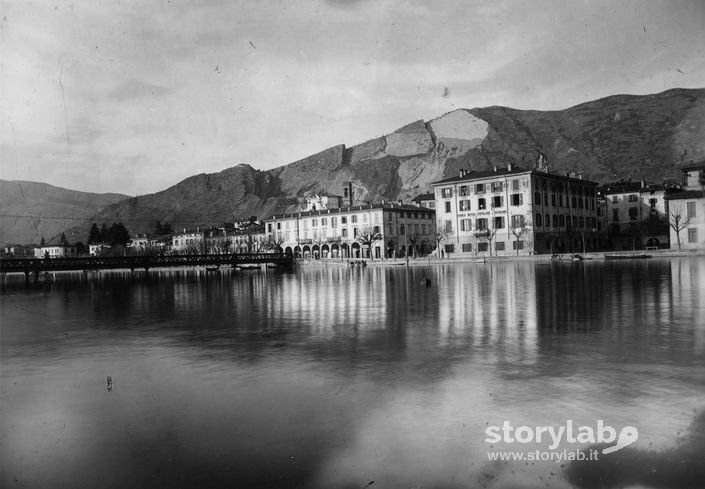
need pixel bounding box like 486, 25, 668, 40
298, 248, 705, 267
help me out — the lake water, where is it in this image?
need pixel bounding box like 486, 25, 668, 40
1, 258, 704, 489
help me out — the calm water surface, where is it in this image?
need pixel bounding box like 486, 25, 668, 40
1, 258, 704, 489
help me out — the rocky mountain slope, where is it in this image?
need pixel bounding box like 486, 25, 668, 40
0, 181, 129, 245
2, 88, 704, 243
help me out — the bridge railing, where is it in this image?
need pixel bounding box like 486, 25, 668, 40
0, 253, 292, 273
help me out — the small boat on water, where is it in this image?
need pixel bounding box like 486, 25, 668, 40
237, 264, 261, 270
205, 266, 220, 272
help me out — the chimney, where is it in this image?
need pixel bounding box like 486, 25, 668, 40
507, 163, 513, 171
493, 165, 498, 172
459, 169, 465, 177
398, 199, 403, 206
640, 179, 645, 188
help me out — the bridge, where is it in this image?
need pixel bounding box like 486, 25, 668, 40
0, 253, 294, 278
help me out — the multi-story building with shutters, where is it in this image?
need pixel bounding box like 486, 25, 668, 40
431, 165, 601, 256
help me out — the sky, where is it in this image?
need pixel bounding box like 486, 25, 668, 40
1, 0, 704, 196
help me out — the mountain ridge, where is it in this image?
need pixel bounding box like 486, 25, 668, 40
2, 88, 704, 244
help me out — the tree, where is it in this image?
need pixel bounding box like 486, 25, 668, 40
356, 226, 382, 260
106, 222, 130, 246
407, 232, 427, 258
40, 236, 46, 246
485, 227, 498, 257
669, 203, 691, 250
59, 232, 69, 246
509, 215, 530, 256
154, 221, 173, 236
88, 223, 101, 244
642, 214, 669, 247
434, 220, 451, 258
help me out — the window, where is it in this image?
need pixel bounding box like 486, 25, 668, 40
551, 194, 556, 206
445, 201, 452, 213
628, 194, 638, 202
341, 217, 347, 224
552, 215, 558, 227
573, 216, 578, 228
494, 216, 505, 229
459, 185, 469, 196
459, 200, 471, 211
476, 183, 485, 194
321, 218, 327, 226
510, 193, 523, 206
511, 215, 525, 228
534, 192, 541, 205
535, 213, 542, 227
462, 243, 472, 252
373, 225, 380, 234
512, 179, 520, 191
478, 242, 489, 252
444, 244, 455, 253
331, 217, 337, 227
559, 215, 565, 227
444, 221, 453, 233
492, 181, 503, 193
628, 207, 638, 220
442, 188, 453, 198
579, 216, 584, 228
460, 219, 472, 231
351, 215, 358, 223
495, 241, 505, 251
688, 228, 697, 243
611, 195, 619, 203
276, 222, 281, 230
687, 202, 697, 219
545, 214, 550, 227
399, 224, 405, 235
559, 194, 564, 207
513, 240, 524, 250
312, 219, 317, 227
612, 209, 619, 221
476, 218, 488, 230
492, 196, 503, 208
478, 198, 486, 210
353, 228, 358, 237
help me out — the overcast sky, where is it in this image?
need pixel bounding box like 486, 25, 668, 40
1, 0, 704, 196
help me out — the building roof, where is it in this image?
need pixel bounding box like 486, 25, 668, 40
411, 193, 434, 202
266, 202, 435, 221
665, 189, 704, 200
432, 166, 529, 185
431, 165, 598, 186
678, 160, 705, 171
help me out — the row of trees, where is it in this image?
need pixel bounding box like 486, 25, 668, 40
88, 222, 131, 246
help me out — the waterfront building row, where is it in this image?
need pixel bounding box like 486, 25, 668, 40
263, 202, 436, 259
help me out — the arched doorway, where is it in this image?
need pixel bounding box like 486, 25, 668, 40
284, 246, 293, 256
340, 243, 349, 258
321, 244, 330, 258
293, 245, 301, 258
312, 244, 320, 259
351, 242, 361, 258
302, 245, 311, 258
331, 243, 339, 258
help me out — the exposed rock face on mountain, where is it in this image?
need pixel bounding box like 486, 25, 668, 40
2, 88, 704, 243
0, 181, 129, 245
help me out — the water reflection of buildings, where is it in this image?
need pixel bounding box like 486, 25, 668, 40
437, 263, 538, 362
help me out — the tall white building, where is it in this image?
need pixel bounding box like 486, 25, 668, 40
431, 165, 601, 256
666, 161, 705, 249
